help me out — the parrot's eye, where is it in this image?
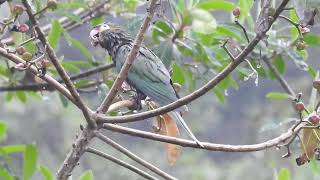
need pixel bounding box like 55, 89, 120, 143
100, 24, 110, 31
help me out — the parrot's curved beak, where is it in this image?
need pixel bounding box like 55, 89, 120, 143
90, 26, 101, 47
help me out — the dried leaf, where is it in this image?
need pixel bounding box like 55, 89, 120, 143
297, 121, 320, 165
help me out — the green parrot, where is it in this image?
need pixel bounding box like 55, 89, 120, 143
90, 23, 203, 147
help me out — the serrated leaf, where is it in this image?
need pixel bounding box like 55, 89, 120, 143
23, 144, 38, 180
197, 0, 236, 11
277, 168, 290, 180
48, 20, 63, 49
39, 165, 53, 180
79, 170, 94, 180
266, 92, 290, 99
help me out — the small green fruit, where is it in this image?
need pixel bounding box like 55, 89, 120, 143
47, 0, 58, 10
296, 41, 306, 50
22, 52, 32, 61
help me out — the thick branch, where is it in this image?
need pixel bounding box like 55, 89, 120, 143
96, 0, 158, 113
86, 147, 158, 180
0, 63, 115, 92
95, 132, 177, 180
22, 0, 96, 128
56, 127, 95, 179
94, 0, 290, 124
102, 123, 297, 152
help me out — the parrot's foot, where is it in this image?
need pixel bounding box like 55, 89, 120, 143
128, 92, 147, 111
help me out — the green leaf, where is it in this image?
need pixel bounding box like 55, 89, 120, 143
238, 0, 254, 22
16, 91, 27, 103
64, 32, 94, 59
0, 121, 7, 141
1, 145, 26, 154
176, 0, 185, 12
266, 92, 290, 99
277, 168, 290, 180
269, 55, 285, 79
304, 33, 320, 46
39, 165, 53, 180
152, 21, 174, 41
79, 170, 94, 180
0, 168, 14, 180
23, 144, 38, 180
48, 20, 63, 49
90, 16, 104, 27
197, 0, 236, 11
171, 63, 185, 85
212, 87, 225, 104
308, 67, 317, 78
57, 3, 88, 9
62, 62, 81, 73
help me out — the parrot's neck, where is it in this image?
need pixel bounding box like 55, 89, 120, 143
99, 30, 132, 58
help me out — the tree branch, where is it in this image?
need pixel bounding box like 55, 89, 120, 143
102, 123, 299, 152
263, 56, 296, 98
0, 63, 115, 92
86, 147, 158, 180
96, 0, 159, 113
95, 132, 177, 180
22, 0, 96, 128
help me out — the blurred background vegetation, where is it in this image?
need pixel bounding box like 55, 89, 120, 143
0, 0, 320, 179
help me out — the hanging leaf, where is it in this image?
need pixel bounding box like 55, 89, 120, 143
90, 16, 104, 27
64, 32, 94, 59
23, 144, 38, 180
16, 91, 27, 103
172, 63, 186, 85
48, 20, 63, 50
39, 165, 53, 180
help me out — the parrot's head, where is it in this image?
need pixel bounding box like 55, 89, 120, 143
89, 23, 132, 56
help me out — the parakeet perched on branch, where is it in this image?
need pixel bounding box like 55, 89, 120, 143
90, 23, 203, 147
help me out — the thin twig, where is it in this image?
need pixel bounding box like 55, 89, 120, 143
262, 56, 296, 98
86, 147, 158, 180
102, 122, 298, 152
95, 132, 177, 180
22, 0, 96, 128
0, 63, 115, 92
96, 0, 159, 113
235, 20, 250, 43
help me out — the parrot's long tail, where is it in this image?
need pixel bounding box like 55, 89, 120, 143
169, 111, 204, 148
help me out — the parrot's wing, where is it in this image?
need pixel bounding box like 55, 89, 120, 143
115, 45, 178, 106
